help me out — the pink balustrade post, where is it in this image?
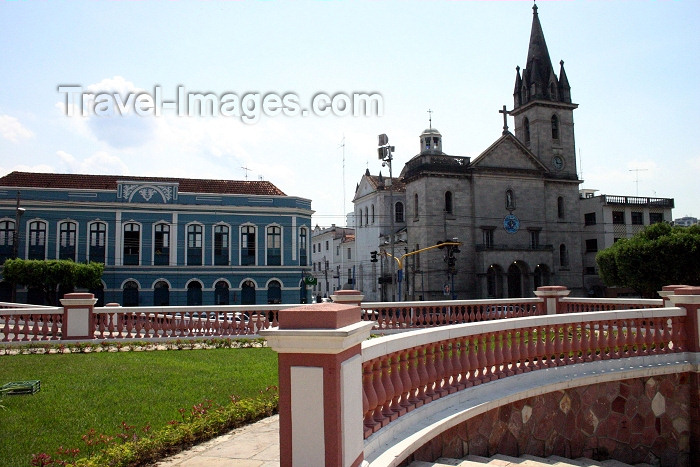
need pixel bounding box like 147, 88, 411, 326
259, 303, 374, 467
658, 284, 690, 308
534, 285, 570, 314
59, 293, 97, 340
668, 286, 700, 462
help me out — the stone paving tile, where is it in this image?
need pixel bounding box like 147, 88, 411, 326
154, 415, 280, 467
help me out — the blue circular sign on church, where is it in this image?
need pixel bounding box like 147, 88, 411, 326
503, 214, 520, 234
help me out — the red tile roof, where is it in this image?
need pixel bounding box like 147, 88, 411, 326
0, 171, 286, 196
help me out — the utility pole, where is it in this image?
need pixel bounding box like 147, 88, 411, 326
12, 191, 25, 303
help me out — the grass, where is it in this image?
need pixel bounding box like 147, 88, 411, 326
0, 347, 278, 467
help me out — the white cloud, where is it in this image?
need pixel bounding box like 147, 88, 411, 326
0, 114, 33, 142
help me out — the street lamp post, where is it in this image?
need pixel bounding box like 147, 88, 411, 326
12, 191, 25, 302
378, 134, 396, 301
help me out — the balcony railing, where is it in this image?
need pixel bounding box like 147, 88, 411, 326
603, 195, 674, 207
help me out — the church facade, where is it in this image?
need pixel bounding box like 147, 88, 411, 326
354, 5, 585, 300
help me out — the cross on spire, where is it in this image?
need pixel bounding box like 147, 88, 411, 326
428, 109, 433, 129
499, 105, 510, 135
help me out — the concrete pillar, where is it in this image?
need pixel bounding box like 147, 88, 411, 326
60, 293, 98, 340
658, 284, 690, 308
260, 303, 374, 467
533, 286, 570, 315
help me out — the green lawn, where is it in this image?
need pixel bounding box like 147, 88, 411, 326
0, 347, 278, 467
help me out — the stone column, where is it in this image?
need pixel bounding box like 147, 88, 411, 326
668, 286, 700, 462
60, 293, 97, 340
260, 303, 374, 467
533, 286, 570, 315
658, 284, 690, 308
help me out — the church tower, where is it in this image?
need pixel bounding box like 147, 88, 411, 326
510, 4, 578, 180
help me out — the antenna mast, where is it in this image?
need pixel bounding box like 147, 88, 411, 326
339, 135, 346, 225
629, 168, 648, 196
241, 166, 252, 181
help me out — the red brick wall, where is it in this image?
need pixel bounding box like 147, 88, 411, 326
408, 373, 692, 467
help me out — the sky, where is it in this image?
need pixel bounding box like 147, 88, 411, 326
1, 0, 698, 227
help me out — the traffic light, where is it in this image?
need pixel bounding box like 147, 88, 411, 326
370, 251, 378, 262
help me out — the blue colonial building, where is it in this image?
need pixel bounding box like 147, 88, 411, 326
0, 172, 313, 306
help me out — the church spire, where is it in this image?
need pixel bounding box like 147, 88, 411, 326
514, 3, 571, 108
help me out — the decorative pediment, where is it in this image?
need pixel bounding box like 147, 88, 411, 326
118, 181, 179, 203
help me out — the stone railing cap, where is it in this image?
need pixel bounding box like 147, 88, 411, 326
674, 286, 700, 296
333, 289, 363, 296
662, 285, 690, 291
62, 293, 95, 299
278, 302, 361, 330
536, 286, 568, 292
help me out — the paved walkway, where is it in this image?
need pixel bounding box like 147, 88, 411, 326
154, 415, 280, 467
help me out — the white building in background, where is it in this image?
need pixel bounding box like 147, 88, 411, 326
674, 216, 698, 227
310, 224, 356, 299
352, 170, 406, 302
579, 189, 674, 297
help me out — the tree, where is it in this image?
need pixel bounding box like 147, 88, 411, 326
596, 223, 700, 297
2, 259, 104, 306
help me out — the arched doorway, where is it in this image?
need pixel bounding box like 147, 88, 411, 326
187, 281, 202, 306
123, 281, 139, 307
153, 280, 169, 306
486, 264, 504, 298
214, 281, 229, 305
533, 264, 551, 289
267, 280, 281, 304
507, 262, 523, 298
241, 280, 256, 305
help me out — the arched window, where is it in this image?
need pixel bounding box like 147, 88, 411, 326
364, 207, 369, 226
0, 220, 15, 263
58, 221, 77, 261
241, 225, 256, 266
214, 224, 229, 266
523, 118, 530, 144
266, 225, 282, 265
88, 222, 107, 264
413, 194, 419, 220
123, 222, 140, 265
187, 223, 203, 265
395, 202, 404, 223
28, 220, 47, 260
559, 244, 569, 267
371, 205, 375, 224
154, 280, 170, 306
358, 210, 362, 227
123, 280, 139, 307
444, 191, 453, 214
154, 223, 170, 265
557, 196, 565, 219
267, 280, 282, 304
186, 281, 202, 306
551, 114, 559, 139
